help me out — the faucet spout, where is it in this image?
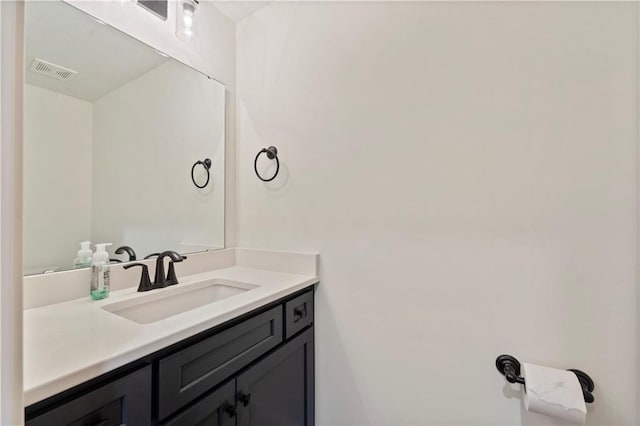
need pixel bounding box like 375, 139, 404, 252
115, 245, 137, 261
154, 250, 186, 287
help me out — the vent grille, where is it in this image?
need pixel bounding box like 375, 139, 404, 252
30, 58, 78, 82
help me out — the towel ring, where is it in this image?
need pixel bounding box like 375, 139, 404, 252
191, 158, 212, 189
254, 146, 279, 182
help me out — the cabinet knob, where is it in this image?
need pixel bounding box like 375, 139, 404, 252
222, 402, 237, 418
293, 306, 306, 320
238, 391, 251, 407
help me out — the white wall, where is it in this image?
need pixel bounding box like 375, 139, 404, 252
92, 60, 225, 257
23, 84, 92, 273
0, 1, 24, 423
236, 2, 639, 425
65, 0, 237, 246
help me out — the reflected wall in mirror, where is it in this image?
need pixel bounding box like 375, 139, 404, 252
23, 1, 225, 276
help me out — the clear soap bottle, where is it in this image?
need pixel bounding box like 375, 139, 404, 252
73, 240, 92, 269
90, 243, 112, 300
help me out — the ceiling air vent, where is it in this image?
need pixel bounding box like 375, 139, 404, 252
30, 58, 78, 82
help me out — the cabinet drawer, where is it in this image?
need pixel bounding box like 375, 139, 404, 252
27, 366, 152, 426
285, 290, 313, 339
158, 306, 283, 419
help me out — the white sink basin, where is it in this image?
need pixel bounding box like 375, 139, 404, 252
101, 279, 258, 324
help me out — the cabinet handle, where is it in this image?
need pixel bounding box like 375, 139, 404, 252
293, 306, 306, 321
222, 402, 237, 418
238, 391, 251, 407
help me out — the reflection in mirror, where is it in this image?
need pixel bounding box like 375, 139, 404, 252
23, 1, 225, 276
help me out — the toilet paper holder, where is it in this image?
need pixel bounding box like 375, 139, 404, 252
495, 354, 595, 403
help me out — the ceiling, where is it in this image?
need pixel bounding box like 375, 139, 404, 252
25, 1, 272, 102
25, 1, 168, 102
210, 1, 271, 22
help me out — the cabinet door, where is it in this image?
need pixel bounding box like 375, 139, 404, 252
236, 328, 314, 426
162, 380, 236, 426
26, 366, 152, 426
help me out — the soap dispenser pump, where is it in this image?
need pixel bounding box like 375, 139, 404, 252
91, 243, 112, 300
73, 240, 92, 269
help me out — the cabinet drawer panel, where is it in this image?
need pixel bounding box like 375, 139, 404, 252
26, 366, 152, 426
285, 290, 313, 339
158, 306, 283, 419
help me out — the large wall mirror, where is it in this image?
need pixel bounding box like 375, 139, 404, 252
23, 1, 225, 275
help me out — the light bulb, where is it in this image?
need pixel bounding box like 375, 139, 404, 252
176, 0, 198, 42
183, 14, 193, 29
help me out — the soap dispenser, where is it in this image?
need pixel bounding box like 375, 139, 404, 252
73, 241, 93, 269
91, 243, 112, 300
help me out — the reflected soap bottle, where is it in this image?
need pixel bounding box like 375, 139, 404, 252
91, 243, 112, 300
73, 240, 93, 269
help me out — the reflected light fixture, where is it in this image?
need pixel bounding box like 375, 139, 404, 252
176, 0, 199, 41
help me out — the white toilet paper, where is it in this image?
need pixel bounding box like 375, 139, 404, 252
522, 362, 587, 424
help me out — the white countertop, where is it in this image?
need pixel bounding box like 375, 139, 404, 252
24, 265, 319, 406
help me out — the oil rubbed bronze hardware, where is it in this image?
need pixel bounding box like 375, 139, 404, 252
495, 354, 595, 403
191, 158, 212, 189
254, 146, 280, 182
238, 391, 251, 407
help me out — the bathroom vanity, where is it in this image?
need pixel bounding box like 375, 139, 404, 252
26, 288, 314, 425
24, 249, 318, 426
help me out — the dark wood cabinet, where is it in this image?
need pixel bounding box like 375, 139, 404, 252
284, 291, 313, 339
164, 328, 314, 426
237, 328, 314, 426
26, 287, 315, 426
26, 365, 152, 426
162, 380, 236, 426
158, 307, 283, 419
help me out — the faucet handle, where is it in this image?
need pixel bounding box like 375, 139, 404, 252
123, 263, 153, 292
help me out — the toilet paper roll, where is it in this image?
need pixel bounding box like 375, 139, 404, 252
522, 362, 587, 425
